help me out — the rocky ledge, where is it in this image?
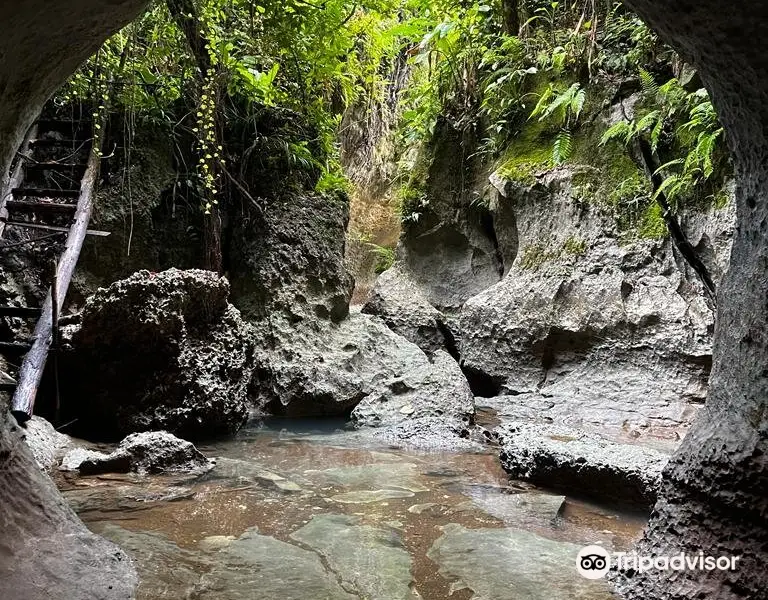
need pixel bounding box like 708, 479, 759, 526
61, 431, 214, 476
496, 422, 668, 507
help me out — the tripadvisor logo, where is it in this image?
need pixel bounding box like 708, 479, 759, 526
576, 545, 741, 579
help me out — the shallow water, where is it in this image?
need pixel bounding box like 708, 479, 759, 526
59, 419, 648, 599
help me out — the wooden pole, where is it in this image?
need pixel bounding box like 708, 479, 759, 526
51, 259, 61, 424
10, 142, 101, 424
0, 125, 37, 240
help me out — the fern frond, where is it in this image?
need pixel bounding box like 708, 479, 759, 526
553, 129, 573, 165
529, 85, 555, 120
639, 68, 659, 97
572, 88, 587, 120
538, 83, 581, 122
600, 120, 633, 146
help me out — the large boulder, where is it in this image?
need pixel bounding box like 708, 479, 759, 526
361, 264, 456, 355
61, 431, 214, 475
63, 269, 256, 441
253, 311, 475, 446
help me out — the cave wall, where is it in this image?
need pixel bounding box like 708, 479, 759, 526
0, 1, 150, 599
612, 1, 768, 598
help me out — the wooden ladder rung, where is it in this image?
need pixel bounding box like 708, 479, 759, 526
29, 138, 90, 148
0, 306, 42, 318
1, 220, 111, 237
11, 188, 80, 199
6, 201, 77, 213
24, 162, 88, 174
36, 119, 92, 132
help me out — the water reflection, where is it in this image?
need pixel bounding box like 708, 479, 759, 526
60, 419, 647, 599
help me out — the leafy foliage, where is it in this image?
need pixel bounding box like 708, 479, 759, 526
601, 71, 725, 206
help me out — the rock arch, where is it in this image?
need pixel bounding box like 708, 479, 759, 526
1, 1, 767, 599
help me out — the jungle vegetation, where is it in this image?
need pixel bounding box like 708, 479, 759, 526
58, 0, 730, 268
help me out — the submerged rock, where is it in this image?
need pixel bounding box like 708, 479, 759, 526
496, 421, 668, 506
427, 523, 613, 600
291, 514, 416, 599
62, 431, 214, 475
197, 528, 357, 600
63, 269, 256, 441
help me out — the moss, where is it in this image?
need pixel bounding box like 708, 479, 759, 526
713, 188, 730, 209
562, 236, 587, 256
638, 201, 668, 239
519, 241, 560, 271
493, 119, 554, 185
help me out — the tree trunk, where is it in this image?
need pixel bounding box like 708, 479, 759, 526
500, 0, 519, 35
204, 207, 223, 273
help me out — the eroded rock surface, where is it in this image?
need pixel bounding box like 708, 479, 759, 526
229, 192, 354, 323
362, 264, 455, 354
23, 416, 70, 472
496, 422, 668, 507
254, 311, 475, 447
63, 269, 256, 441
62, 431, 214, 475
459, 170, 732, 439
0, 408, 138, 600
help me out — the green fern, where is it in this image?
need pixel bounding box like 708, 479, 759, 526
639, 68, 659, 97
553, 129, 573, 165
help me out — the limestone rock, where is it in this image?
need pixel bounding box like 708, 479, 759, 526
496, 421, 669, 506
290, 514, 416, 599
229, 191, 354, 323
362, 263, 455, 354
63, 269, 256, 441
459, 169, 732, 436
0, 404, 138, 600
254, 311, 474, 446
22, 416, 70, 472
62, 431, 214, 475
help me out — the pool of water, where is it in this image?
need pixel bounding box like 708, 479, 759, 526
57, 419, 648, 599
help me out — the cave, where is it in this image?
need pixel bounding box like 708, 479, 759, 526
1, 1, 767, 599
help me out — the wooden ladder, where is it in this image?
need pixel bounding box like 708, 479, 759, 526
0, 115, 110, 424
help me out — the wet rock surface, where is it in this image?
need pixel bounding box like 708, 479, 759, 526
62, 431, 214, 475
427, 524, 612, 599
496, 421, 669, 507
291, 514, 416, 599
62, 269, 256, 441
